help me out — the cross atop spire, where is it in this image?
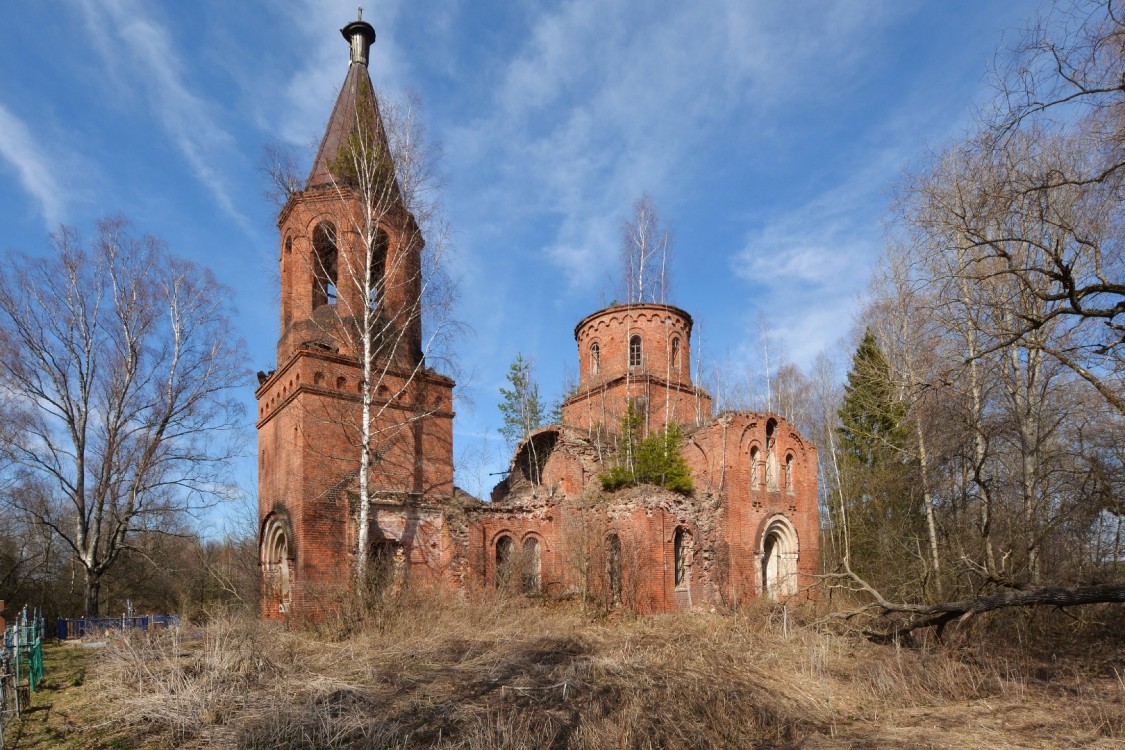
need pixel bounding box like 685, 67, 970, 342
341, 11, 375, 67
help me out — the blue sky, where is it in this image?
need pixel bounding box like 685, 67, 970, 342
0, 0, 1048, 509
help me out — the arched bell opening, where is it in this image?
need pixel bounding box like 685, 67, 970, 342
368, 228, 389, 310
312, 222, 338, 310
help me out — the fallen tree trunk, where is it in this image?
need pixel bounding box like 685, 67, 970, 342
908, 583, 1125, 625
821, 567, 1125, 641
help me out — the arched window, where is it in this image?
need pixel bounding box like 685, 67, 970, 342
368, 229, 388, 309
522, 537, 542, 594
761, 518, 799, 598
261, 515, 292, 614
750, 446, 761, 489
312, 222, 338, 308
629, 335, 643, 367
765, 419, 779, 491
607, 534, 622, 606
673, 526, 692, 588
590, 342, 600, 375
671, 337, 681, 369
495, 535, 514, 589
785, 453, 794, 493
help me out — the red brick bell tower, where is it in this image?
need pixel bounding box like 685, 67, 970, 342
256, 13, 455, 619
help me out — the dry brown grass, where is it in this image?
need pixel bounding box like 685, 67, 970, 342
80, 594, 1125, 749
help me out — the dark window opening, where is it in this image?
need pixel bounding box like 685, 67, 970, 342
368, 229, 388, 309
495, 535, 514, 589
674, 526, 691, 588
629, 335, 643, 367
312, 222, 338, 308
671, 337, 681, 369
607, 534, 622, 607
765, 418, 779, 490
590, 342, 600, 375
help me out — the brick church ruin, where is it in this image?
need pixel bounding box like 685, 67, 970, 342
257, 15, 820, 619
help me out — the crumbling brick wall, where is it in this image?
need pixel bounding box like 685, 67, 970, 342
468, 409, 821, 614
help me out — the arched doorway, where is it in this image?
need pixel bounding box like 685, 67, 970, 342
261, 514, 293, 614
761, 517, 798, 598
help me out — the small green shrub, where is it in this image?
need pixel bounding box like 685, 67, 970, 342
599, 407, 693, 494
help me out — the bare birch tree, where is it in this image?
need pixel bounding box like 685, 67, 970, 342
620, 193, 673, 305
0, 218, 247, 616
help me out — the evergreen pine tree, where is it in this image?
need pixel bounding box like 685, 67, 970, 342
498, 354, 544, 449
837, 330, 909, 466
835, 329, 922, 596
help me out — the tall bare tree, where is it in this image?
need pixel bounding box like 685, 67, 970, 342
973, 0, 1125, 413
620, 193, 673, 305
0, 218, 246, 616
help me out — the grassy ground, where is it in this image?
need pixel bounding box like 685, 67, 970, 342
4, 597, 1123, 749
2, 640, 132, 750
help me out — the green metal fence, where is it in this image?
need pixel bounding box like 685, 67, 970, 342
1, 607, 46, 749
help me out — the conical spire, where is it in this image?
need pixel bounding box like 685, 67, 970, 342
305, 11, 389, 189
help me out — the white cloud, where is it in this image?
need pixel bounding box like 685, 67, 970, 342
445, 0, 906, 291
0, 103, 65, 226
71, 0, 249, 230
729, 188, 883, 369
726, 85, 968, 371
